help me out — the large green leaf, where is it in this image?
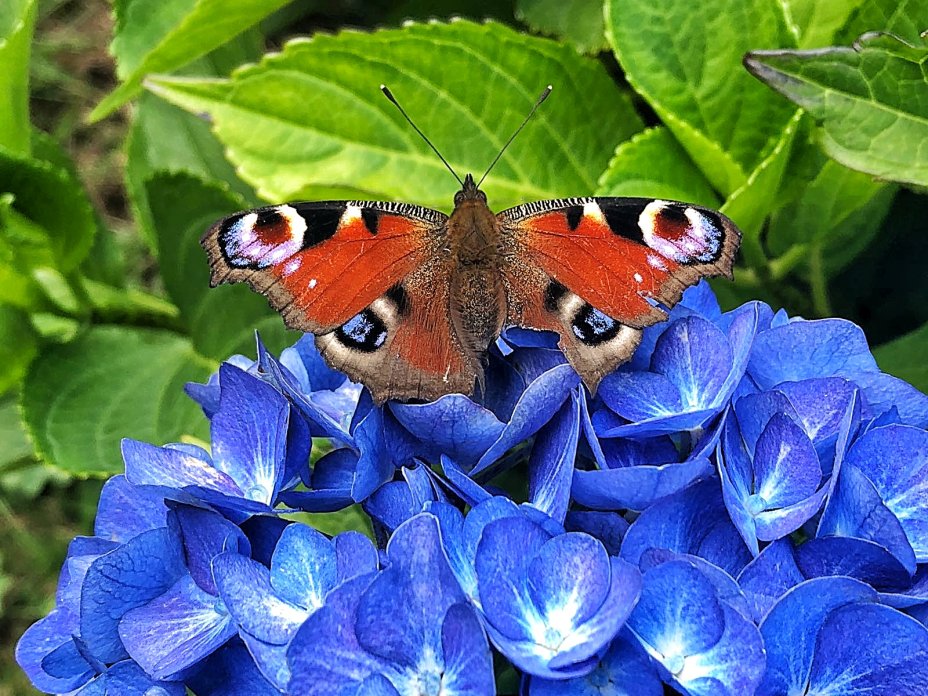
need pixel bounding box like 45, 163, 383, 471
780, 0, 866, 48
745, 33, 928, 187
147, 171, 294, 360
90, 0, 290, 121
0, 0, 35, 156
22, 327, 213, 477
146, 20, 643, 209
605, 0, 797, 196
0, 145, 97, 273
516, 0, 607, 54
0, 305, 37, 395
837, 0, 928, 44
768, 157, 895, 273
874, 321, 928, 393
595, 127, 719, 207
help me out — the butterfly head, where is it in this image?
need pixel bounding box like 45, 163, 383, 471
454, 173, 488, 206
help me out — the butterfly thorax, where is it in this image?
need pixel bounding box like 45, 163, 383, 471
447, 175, 507, 359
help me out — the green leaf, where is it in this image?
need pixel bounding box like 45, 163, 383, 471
146, 20, 643, 209
147, 171, 294, 360
0, 0, 36, 156
780, 0, 866, 48
90, 0, 290, 121
0, 145, 97, 272
605, 0, 797, 195
595, 127, 720, 207
22, 326, 213, 477
0, 194, 52, 309
0, 393, 35, 468
874, 321, 928, 393
720, 109, 803, 267
768, 157, 896, 273
837, 0, 928, 44
745, 33, 928, 187
516, 0, 607, 54
0, 305, 37, 395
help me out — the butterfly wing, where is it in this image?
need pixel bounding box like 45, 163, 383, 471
203, 201, 476, 402
498, 197, 741, 390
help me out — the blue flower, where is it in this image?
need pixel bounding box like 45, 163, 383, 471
625, 559, 765, 696
758, 576, 928, 695
213, 524, 378, 689
718, 379, 859, 554
287, 513, 493, 695
433, 497, 641, 679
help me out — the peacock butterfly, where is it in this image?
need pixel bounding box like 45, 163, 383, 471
202, 86, 741, 404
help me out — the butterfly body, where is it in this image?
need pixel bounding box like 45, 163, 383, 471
204, 176, 740, 403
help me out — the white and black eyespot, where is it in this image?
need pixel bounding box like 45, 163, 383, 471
219, 205, 307, 269
335, 310, 388, 352
638, 201, 722, 265
572, 304, 622, 346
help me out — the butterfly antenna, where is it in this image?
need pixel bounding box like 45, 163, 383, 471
381, 84, 464, 187
477, 85, 553, 188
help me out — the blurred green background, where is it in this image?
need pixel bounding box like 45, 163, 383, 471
2, 0, 926, 691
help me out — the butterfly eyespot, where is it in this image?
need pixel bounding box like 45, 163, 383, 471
572, 304, 621, 346
639, 201, 723, 265
335, 310, 388, 352
220, 205, 307, 269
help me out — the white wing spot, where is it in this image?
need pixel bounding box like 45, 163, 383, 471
647, 254, 668, 271
285, 258, 302, 275
342, 205, 363, 224
308, 278, 317, 289
634, 273, 643, 283
582, 201, 605, 223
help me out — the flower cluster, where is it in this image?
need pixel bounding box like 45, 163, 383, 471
17, 283, 928, 695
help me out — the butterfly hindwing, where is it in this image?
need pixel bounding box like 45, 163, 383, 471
204, 201, 478, 402
498, 197, 740, 390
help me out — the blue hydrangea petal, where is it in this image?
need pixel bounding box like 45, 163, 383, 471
621, 479, 752, 577
84, 660, 185, 696
818, 463, 916, 573
774, 377, 858, 448
794, 536, 912, 591
651, 317, 732, 411
119, 574, 237, 679
439, 455, 493, 508
472, 364, 580, 476
573, 456, 712, 512
349, 405, 397, 503
754, 487, 829, 542
350, 674, 403, 696
527, 630, 663, 696
475, 517, 552, 639
845, 424, 928, 561
80, 527, 185, 663
668, 602, 765, 696
170, 505, 249, 596
598, 409, 719, 439
598, 434, 680, 470
239, 633, 289, 690
714, 302, 761, 402
121, 439, 242, 499
736, 539, 803, 623
389, 396, 505, 470
355, 515, 466, 667
94, 475, 168, 542
184, 353, 253, 420
287, 574, 385, 695
628, 560, 725, 658
809, 603, 928, 695
439, 603, 495, 696
598, 372, 683, 422
757, 576, 877, 696
428, 502, 478, 602
880, 566, 928, 609
752, 413, 822, 508
528, 392, 580, 523
16, 613, 92, 693
269, 525, 339, 610
564, 511, 629, 556
748, 319, 878, 388
211, 364, 290, 506
852, 372, 928, 428
258, 345, 356, 442
731, 391, 796, 454
188, 641, 280, 696
213, 552, 307, 644
279, 333, 346, 392
334, 530, 379, 582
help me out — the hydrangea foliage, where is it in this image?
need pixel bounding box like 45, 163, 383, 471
17, 284, 928, 695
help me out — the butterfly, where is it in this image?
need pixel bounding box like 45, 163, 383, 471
202, 86, 741, 404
